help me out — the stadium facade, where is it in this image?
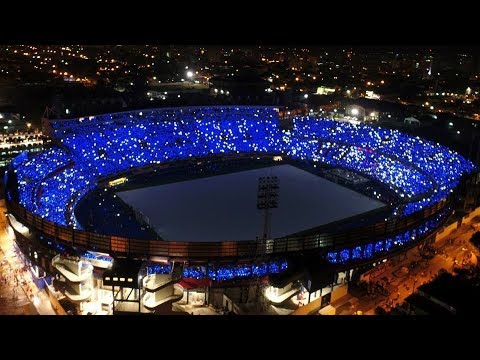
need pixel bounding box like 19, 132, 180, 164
3, 106, 476, 314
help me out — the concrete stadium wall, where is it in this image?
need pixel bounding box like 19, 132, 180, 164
44, 281, 67, 315
435, 221, 459, 242
435, 206, 480, 242
292, 284, 349, 315
331, 283, 348, 303
461, 206, 480, 226
291, 296, 323, 315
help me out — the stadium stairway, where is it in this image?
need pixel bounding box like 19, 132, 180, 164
142, 262, 184, 310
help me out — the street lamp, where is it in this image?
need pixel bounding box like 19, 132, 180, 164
186, 71, 194, 79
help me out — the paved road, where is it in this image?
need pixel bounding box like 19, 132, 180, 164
349, 220, 480, 314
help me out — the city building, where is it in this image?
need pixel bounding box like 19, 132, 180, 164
316, 86, 336, 95
404, 116, 421, 126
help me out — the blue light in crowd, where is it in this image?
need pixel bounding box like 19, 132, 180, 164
352, 246, 362, 259
327, 252, 338, 264
8, 107, 475, 275
363, 243, 374, 259
340, 249, 350, 263
374, 240, 384, 253
325, 206, 450, 264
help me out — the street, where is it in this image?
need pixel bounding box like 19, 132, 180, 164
345, 218, 480, 315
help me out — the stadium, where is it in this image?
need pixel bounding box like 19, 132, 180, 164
3, 106, 476, 314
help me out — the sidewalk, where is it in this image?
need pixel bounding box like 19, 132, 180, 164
0, 238, 56, 315
0, 200, 56, 315
0, 245, 30, 315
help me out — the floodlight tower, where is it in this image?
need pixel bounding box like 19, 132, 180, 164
253, 175, 280, 311
257, 176, 279, 240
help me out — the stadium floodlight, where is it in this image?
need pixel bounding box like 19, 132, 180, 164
257, 176, 279, 240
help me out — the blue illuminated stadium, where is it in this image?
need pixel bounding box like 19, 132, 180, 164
6, 106, 476, 282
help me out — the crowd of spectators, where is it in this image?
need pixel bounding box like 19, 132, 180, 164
289, 117, 475, 214
327, 205, 452, 264
12, 109, 475, 228
15, 107, 282, 227
147, 259, 289, 281
8, 108, 476, 280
